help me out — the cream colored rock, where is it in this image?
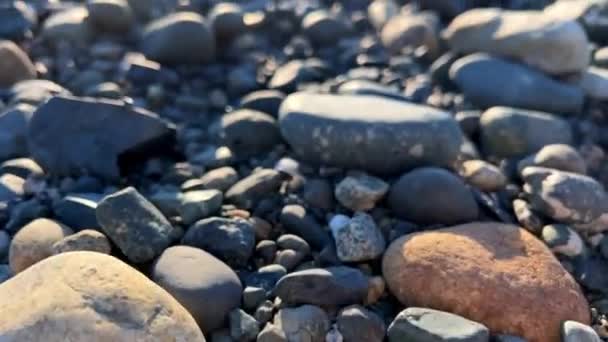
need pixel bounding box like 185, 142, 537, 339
460, 159, 506, 192
381, 13, 439, 56
0, 40, 36, 87
383, 223, 590, 342
0, 251, 205, 342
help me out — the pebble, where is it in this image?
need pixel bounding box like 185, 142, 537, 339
96, 187, 174, 263
460, 159, 507, 192
302, 10, 349, 46
274, 305, 330, 342
0, 158, 43, 179
479, 107, 573, 158
544, 0, 608, 44
302, 178, 334, 210
512, 198, 544, 234
279, 92, 464, 175
0, 103, 34, 162
381, 13, 439, 56
542, 224, 584, 258
367, 0, 399, 29
0, 252, 204, 341
86, 0, 134, 33
450, 54, 584, 114
41, 6, 92, 46
562, 320, 602, 342
221, 109, 281, 157
0, 230, 10, 259
337, 305, 385, 342
225, 169, 284, 209
0, 173, 25, 202
275, 249, 305, 271
229, 308, 260, 341
518, 144, 587, 175
246, 264, 287, 295
52, 229, 111, 255
0, 40, 36, 87
274, 266, 368, 307
0, 1, 36, 41
257, 323, 287, 342
178, 189, 223, 225
53, 193, 101, 231
277, 234, 310, 255
331, 212, 386, 262
268, 60, 324, 93
334, 173, 389, 211
208, 2, 246, 44
182, 217, 255, 267
183, 167, 239, 192
388, 167, 479, 225
280, 204, 330, 250
255, 300, 274, 325
388, 307, 489, 342
579, 67, 608, 100
240, 90, 286, 117
152, 246, 242, 333
243, 286, 266, 310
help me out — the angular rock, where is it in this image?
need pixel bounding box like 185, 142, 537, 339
518, 144, 587, 175
0, 40, 35, 87
220, 109, 281, 157
28, 96, 175, 181
279, 92, 464, 175
382, 223, 590, 342
52, 229, 112, 255
152, 246, 242, 333
274, 305, 330, 342
229, 308, 259, 341
450, 54, 584, 114
225, 169, 284, 209
331, 212, 386, 262
0, 252, 205, 341
337, 305, 385, 342
96, 187, 174, 263
334, 173, 388, 212
179, 189, 223, 225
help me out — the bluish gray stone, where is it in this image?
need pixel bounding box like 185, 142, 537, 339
53, 193, 102, 231
280, 204, 330, 250
562, 321, 601, 342
0, 104, 34, 161
225, 169, 284, 210
337, 305, 386, 342
542, 224, 584, 257
239, 90, 285, 117
331, 212, 386, 262
220, 109, 281, 157
178, 189, 223, 225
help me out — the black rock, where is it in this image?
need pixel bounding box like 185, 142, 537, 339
53, 193, 102, 231
280, 204, 330, 250
240, 90, 286, 118
220, 109, 281, 157
225, 169, 285, 210
245, 264, 287, 294
0, 1, 36, 41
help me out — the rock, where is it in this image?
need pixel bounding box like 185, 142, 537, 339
381, 13, 439, 56
225, 169, 284, 209
542, 224, 584, 258
388, 167, 478, 225
0, 230, 9, 259
518, 144, 587, 175
254, 301, 274, 326
277, 235, 310, 255
183, 167, 238, 192
493, 335, 527, 342
9, 79, 70, 106
246, 264, 287, 294
208, 3, 246, 45
562, 321, 602, 342
419, 0, 467, 18
460, 160, 507, 192
141, 12, 215, 65
275, 249, 305, 271
334, 173, 388, 211
279, 92, 464, 175
220, 109, 281, 157
0, 104, 33, 161
274, 266, 368, 307
337, 305, 385, 342
512, 198, 544, 234
0, 1, 36, 41
479, 107, 573, 158
152, 246, 242, 333
0, 172, 25, 202
0, 252, 205, 341
53, 193, 101, 230
0, 40, 35, 87
0, 265, 9, 284
522, 167, 608, 224
280, 204, 330, 250
240, 90, 285, 117
579, 67, 608, 100
544, 0, 608, 44
302, 178, 334, 210
368, 0, 399, 29
52, 229, 112, 255
87, 0, 133, 33
179, 190, 223, 225
229, 309, 259, 341
331, 212, 386, 262
28, 96, 175, 181
257, 323, 287, 342
190, 145, 234, 169
182, 217, 255, 267
382, 223, 590, 342
387, 307, 489, 342
96, 187, 174, 263
302, 10, 349, 46
0, 158, 43, 179
450, 54, 584, 114
274, 305, 330, 342
243, 286, 266, 310
444, 8, 590, 75
9, 218, 73, 274
269, 60, 324, 93
42, 6, 92, 46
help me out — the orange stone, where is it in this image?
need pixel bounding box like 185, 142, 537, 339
382, 222, 590, 342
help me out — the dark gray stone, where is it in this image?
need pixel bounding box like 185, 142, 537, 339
302, 10, 349, 46
274, 266, 368, 307
53, 193, 102, 231
337, 305, 385, 342
517, 144, 587, 175
28, 96, 175, 181
279, 92, 464, 175
243, 286, 266, 310
388, 167, 479, 225
182, 217, 255, 267
96, 187, 174, 263
0, 1, 36, 41
450, 54, 584, 114
178, 189, 223, 225
274, 305, 330, 342
280, 204, 329, 250
220, 109, 281, 157
0, 104, 34, 161
240, 90, 285, 117
87, 0, 134, 33
229, 308, 260, 342
302, 178, 334, 211
225, 169, 284, 209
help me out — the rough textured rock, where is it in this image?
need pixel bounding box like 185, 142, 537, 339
152, 246, 242, 333
274, 305, 330, 342
518, 144, 587, 175
337, 305, 385, 342
383, 223, 590, 342
0, 40, 36, 87
52, 229, 111, 255
279, 92, 464, 175
0, 252, 205, 341
334, 173, 388, 211
331, 212, 386, 262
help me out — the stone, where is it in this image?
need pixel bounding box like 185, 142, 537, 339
225, 169, 284, 209
274, 305, 330, 342
246, 264, 287, 295
460, 160, 507, 192
579, 67, 608, 100
52, 229, 112, 255
0, 252, 205, 341
334, 173, 389, 212
382, 223, 590, 342
269, 60, 324, 93
542, 224, 584, 258
240, 90, 285, 117
0, 104, 33, 161
184, 167, 239, 192
243, 286, 266, 310
276, 235, 310, 255
220, 109, 281, 157
208, 3, 246, 44
0, 265, 9, 284
0, 1, 36, 41
544, 0, 608, 44
152, 246, 242, 333
53, 193, 101, 230
279, 92, 464, 175
302, 178, 334, 210
0, 173, 24, 202
480, 107, 573, 158
387, 307, 489, 342
512, 199, 544, 234
148, 187, 182, 217
96, 187, 174, 263
0, 158, 43, 179
381, 13, 439, 56
87, 0, 133, 33
493, 335, 527, 342
331, 212, 386, 262
368, 0, 399, 29
257, 323, 287, 342
9, 79, 70, 106
388, 167, 478, 225
274, 266, 368, 307
450, 54, 584, 114
179, 190, 223, 225
28, 96, 175, 181
337, 305, 385, 342
182, 217, 255, 268
562, 321, 602, 342
280, 204, 330, 250
9, 218, 73, 274
522, 167, 608, 224
444, 8, 590, 75
254, 301, 274, 326
0, 41, 35, 88
41, 6, 92, 46
142, 12, 214, 65
0, 231, 9, 259
229, 309, 259, 341
302, 10, 349, 46
275, 249, 304, 271
518, 144, 587, 175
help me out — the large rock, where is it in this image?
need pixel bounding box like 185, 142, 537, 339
279, 92, 464, 175
383, 223, 590, 342
0, 40, 36, 87
444, 8, 590, 75
0, 252, 205, 341
152, 246, 242, 333
87, 0, 134, 33
450, 54, 584, 114
141, 12, 215, 65
28, 96, 175, 181
544, 0, 608, 44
